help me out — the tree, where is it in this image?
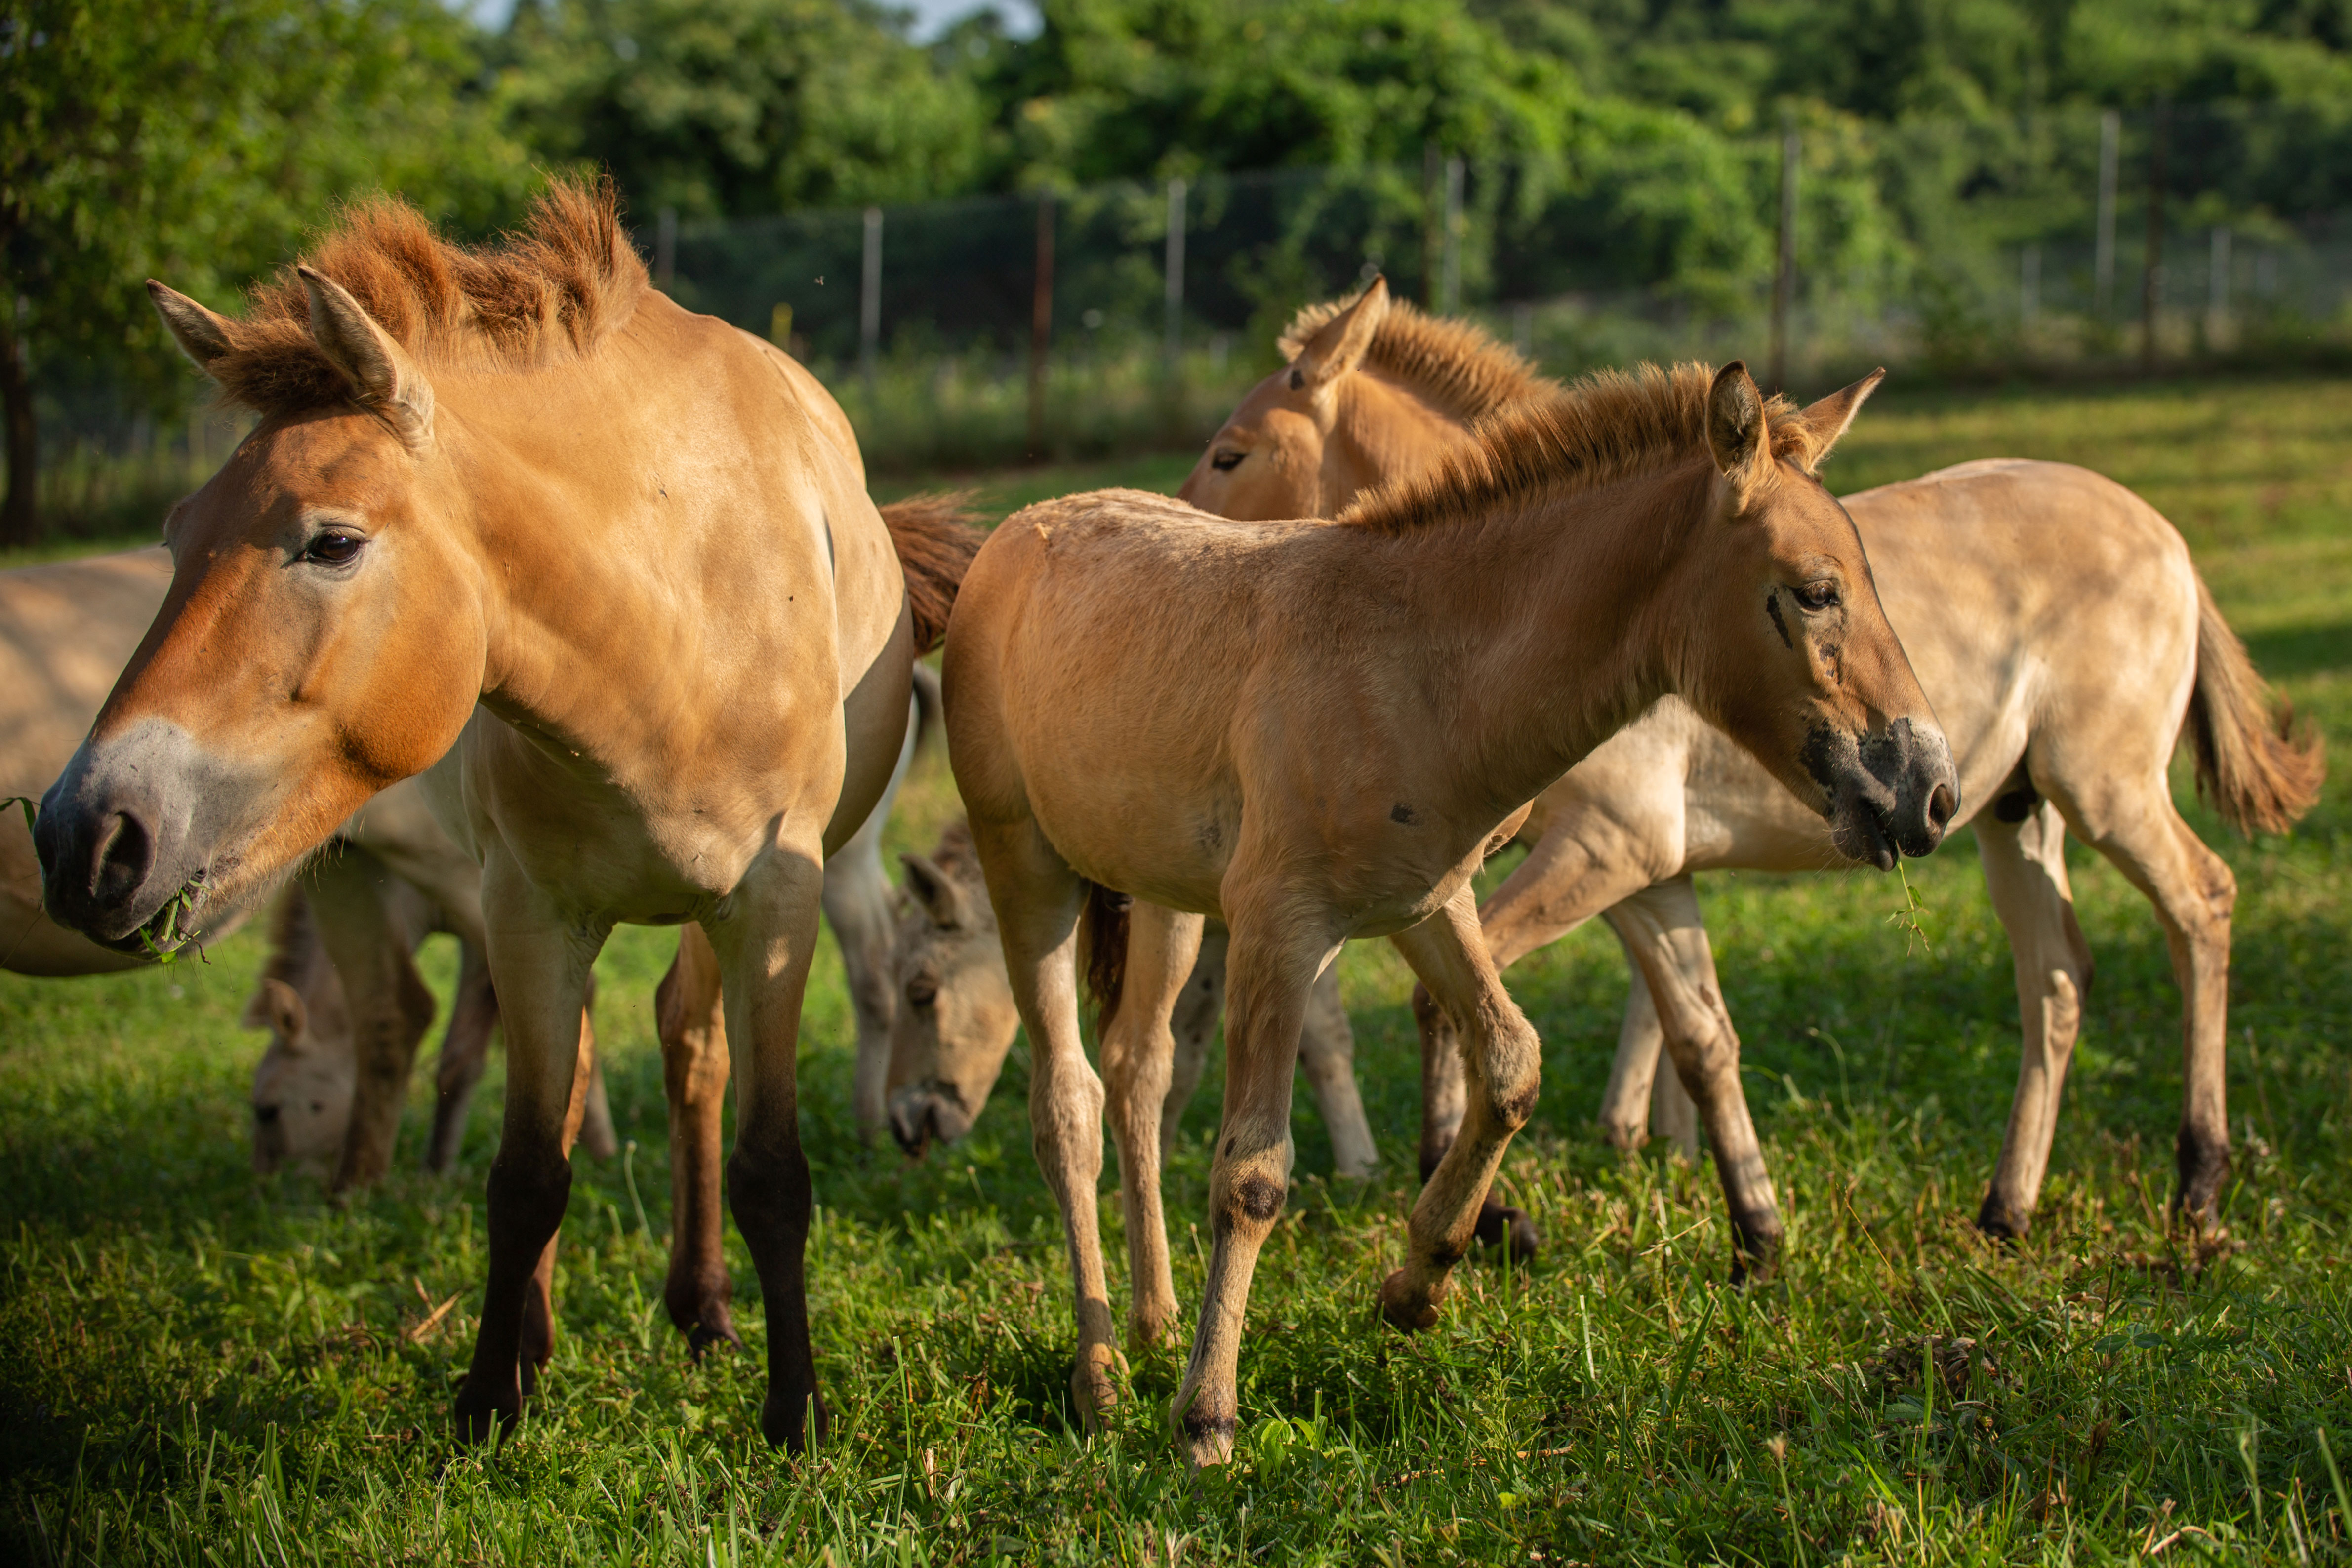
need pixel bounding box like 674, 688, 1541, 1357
0, 0, 533, 545
494, 0, 988, 218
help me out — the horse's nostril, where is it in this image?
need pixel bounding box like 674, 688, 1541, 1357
1928, 783, 1957, 829
254, 1104, 281, 1124
92, 809, 155, 903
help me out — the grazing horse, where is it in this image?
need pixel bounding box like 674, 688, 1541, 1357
33, 182, 971, 1448
1186, 283, 2323, 1242
945, 359, 1957, 1464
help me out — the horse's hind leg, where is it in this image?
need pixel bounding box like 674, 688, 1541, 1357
1974, 797, 2094, 1239
968, 815, 1120, 1422
1379, 883, 1542, 1331
1100, 902, 1205, 1353
1172, 893, 1333, 1466
1597, 950, 1700, 1158
2057, 779, 2237, 1225
1607, 877, 1782, 1280
826, 699, 920, 1142
655, 926, 739, 1353
427, 940, 500, 1174
1299, 965, 1379, 1178
309, 851, 438, 1194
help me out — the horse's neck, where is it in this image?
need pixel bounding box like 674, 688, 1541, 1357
1387, 460, 1708, 819
1327, 375, 1475, 511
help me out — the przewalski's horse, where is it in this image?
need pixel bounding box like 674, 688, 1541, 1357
881, 818, 1380, 1176
945, 361, 1957, 1464
33, 182, 974, 1448
1188, 284, 2324, 1244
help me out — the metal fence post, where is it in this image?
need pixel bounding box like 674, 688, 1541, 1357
1768, 119, 1799, 394
2142, 102, 2169, 372
2208, 225, 2231, 343
656, 207, 677, 291
2021, 243, 2041, 330
860, 207, 883, 385
1441, 155, 1465, 315
1164, 177, 1187, 373
1028, 192, 1055, 461
2094, 110, 2119, 318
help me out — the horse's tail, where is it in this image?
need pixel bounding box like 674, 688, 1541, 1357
909, 660, 944, 760
878, 491, 984, 654
1077, 881, 1132, 1033
2186, 573, 2325, 836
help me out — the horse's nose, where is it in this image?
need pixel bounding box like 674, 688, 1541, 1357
36, 787, 160, 934
91, 809, 157, 906
1928, 782, 1957, 832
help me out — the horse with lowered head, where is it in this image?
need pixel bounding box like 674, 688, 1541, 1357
34, 180, 973, 1449
944, 355, 1957, 1465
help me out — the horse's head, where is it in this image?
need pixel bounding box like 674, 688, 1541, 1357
883, 827, 1020, 1158
36, 275, 483, 954
245, 971, 355, 1177
1180, 278, 1474, 521
1674, 362, 1956, 867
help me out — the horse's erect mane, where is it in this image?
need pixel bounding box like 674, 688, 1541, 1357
205, 177, 649, 418
1280, 293, 1549, 419
1336, 362, 1819, 535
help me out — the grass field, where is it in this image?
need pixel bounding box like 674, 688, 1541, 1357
3, 372, 2350, 1565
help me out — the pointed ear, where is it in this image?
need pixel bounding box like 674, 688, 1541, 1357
244, 978, 310, 1045
1290, 276, 1389, 393
148, 281, 235, 378
296, 266, 433, 447
1790, 367, 1885, 472
1706, 360, 1773, 504
899, 853, 972, 930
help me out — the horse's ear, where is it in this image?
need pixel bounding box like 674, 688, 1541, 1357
296, 266, 434, 447
148, 281, 234, 378
1706, 361, 1773, 504
900, 852, 971, 930
1292, 276, 1389, 393
1790, 368, 1885, 472
244, 977, 309, 1045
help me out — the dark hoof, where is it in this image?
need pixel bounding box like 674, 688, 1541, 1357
452, 1378, 519, 1444
1377, 1269, 1442, 1332
761, 1389, 830, 1453
686, 1314, 743, 1359
2175, 1135, 2230, 1225
1473, 1197, 1541, 1261
1727, 1210, 1783, 1286
1975, 1193, 2027, 1245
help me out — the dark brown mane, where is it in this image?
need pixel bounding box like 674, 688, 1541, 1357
1335, 362, 1818, 535
205, 177, 649, 418
1280, 293, 1550, 419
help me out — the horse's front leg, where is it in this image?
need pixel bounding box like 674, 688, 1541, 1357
1172, 890, 1333, 1467
1381, 883, 1542, 1333
1609, 877, 1782, 1280
654, 925, 738, 1353
452, 853, 605, 1441
706, 848, 831, 1451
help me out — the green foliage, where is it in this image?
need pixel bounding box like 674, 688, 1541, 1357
493, 0, 987, 219
3, 377, 2351, 1560
0, 0, 532, 403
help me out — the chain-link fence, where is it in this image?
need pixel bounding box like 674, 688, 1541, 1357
28, 101, 2352, 531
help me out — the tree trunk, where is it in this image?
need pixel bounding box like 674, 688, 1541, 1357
0, 307, 35, 549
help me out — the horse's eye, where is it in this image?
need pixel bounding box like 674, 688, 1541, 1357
1210, 450, 1245, 473
1792, 580, 1840, 612
907, 978, 939, 1007
304, 530, 365, 566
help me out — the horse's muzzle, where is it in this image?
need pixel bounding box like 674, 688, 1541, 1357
35, 719, 230, 951
1812, 715, 1959, 869
887, 1083, 975, 1157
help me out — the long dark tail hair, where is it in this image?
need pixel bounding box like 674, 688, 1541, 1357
2187, 575, 2325, 836
878, 492, 984, 654
1077, 881, 1132, 1033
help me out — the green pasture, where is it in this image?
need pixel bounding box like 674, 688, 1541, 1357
3, 373, 2350, 1564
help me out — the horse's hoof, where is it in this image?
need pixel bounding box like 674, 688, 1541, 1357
1378, 1270, 1442, 1332
686, 1309, 743, 1360
1071, 1342, 1125, 1424
1975, 1194, 2027, 1245
452, 1379, 518, 1445
761, 1389, 829, 1453
1174, 1398, 1236, 1468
